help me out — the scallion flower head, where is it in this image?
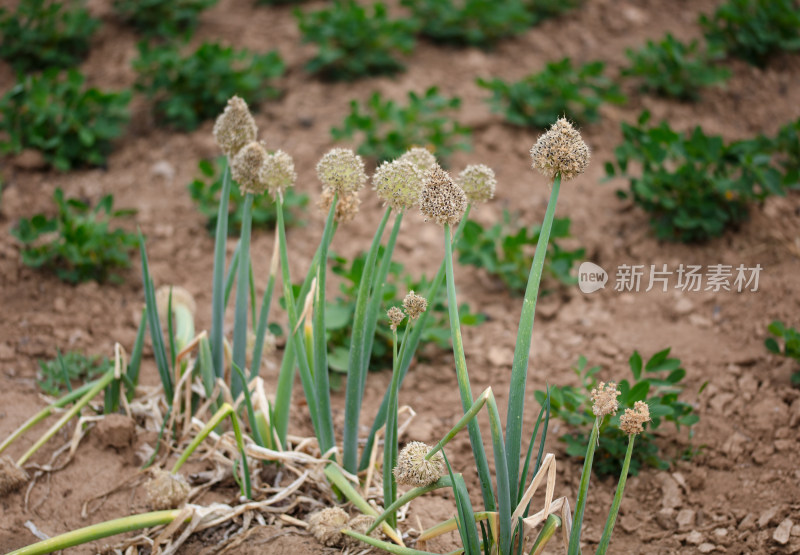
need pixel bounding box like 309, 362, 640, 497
394, 441, 445, 487
316, 148, 367, 195
457, 164, 496, 203
373, 159, 424, 210
260, 149, 297, 199
0, 455, 28, 495
231, 141, 269, 195
530, 117, 590, 181
213, 96, 257, 159
308, 507, 349, 547
419, 165, 467, 227
144, 469, 190, 510
318, 187, 361, 223
398, 147, 437, 171
402, 291, 428, 320
590, 381, 620, 417
620, 400, 651, 435
387, 306, 405, 330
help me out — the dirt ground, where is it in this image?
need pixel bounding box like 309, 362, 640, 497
1, 0, 800, 553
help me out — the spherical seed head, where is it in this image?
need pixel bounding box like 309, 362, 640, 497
398, 147, 437, 171
260, 149, 297, 200
316, 148, 367, 195
232, 141, 270, 195
393, 441, 445, 488
590, 381, 620, 417
318, 187, 361, 223
0, 455, 29, 495
419, 165, 467, 227
530, 118, 590, 181
345, 515, 381, 548
387, 306, 405, 330
144, 469, 190, 510
457, 164, 496, 204
213, 96, 257, 158
620, 400, 651, 435
308, 507, 349, 547
403, 290, 428, 320
373, 159, 424, 210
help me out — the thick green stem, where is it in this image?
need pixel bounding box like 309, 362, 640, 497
358, 206, 471, 472
342, 207, 392, 473
211, 161, 232, 379
568, 416, 600, 555
506, 175, 561, 504
595, 434, 636, 555
231, 193, 254, 399
443, 223, 495, 512
7, 510, 183, 555
18, 369, 115, 466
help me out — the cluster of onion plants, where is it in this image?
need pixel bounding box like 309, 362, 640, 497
3, 99, 653, 555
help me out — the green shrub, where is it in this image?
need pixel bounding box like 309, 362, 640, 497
455, 212, 584, 295
700, 0, 800, 67
0, 69, 131, 171
330, 87, 471, 164
606, 111, 793, 242
622, 34, 731, 101
12, 188, 138, 283
401, 0, 531, 47
766, 320, 800, 386
0, 0, 99, 73
189, 156, 308, 234
133, 41, 284, 131
535, 349, 700, 476
295, 1, 417, 80
522, 0, 582, 22
478, 58, 625, 127
112, 0, 218, 39
325, 249, 485, 381
37, 351, 112, 396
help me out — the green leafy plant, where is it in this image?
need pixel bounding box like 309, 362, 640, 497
478, 58, 626, 127
456, 212, 584, 295
765, 320, 800, 386
606, 111, 793, 242
112, 0, 218, 39
325, 249, 485, 379
522, 0, 582, 22
700, 0, 800, 67
331, 87, 471, 163
0, 69, 131, 171
133, 41, 284, 131
189, 157, 308, 234
401, 0, 532, 47
12, 188, 139, 283
295, 0, 417, 80
535, 349, 700, 476
0, 0, 100, 73
37, 351, 112, 396
622, 34, 731, 101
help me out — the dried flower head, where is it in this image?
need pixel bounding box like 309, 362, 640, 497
403, 291, 428, 320
373, 159, 424, 210
232, 141, 270, 195
419, 165, 467, 227
0, 455, 28, 495
530, 117, 590, 181
590, 382, 620, 417
318, 187, 361, 223
316, 148, 367, 195
144, 469, 190, 510
387, 306, 405, 330
345, 515, 381, 548
620, 401, 651, 435
457, 164, 496, 203
398, 147, 437, 171
260, 149, 297, 199
308, 507, 349, 547
394, 441, 445, 488
213, 96, 257, 158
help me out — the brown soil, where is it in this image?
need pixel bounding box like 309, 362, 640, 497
2, 0, 800, 553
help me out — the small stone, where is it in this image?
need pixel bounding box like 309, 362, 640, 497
686, 530, 704, 545
738, 514, 755, 530
13, 149, 47, 170
689, 314, 712, 328
677, 509, 696, 531
151, 160, 175, 182
54, 297, 67, 312
658, 472, 683, 509
713, 528, 729, 539
758, 506, 779, 528
791, 524, 800, 537
656, 508, 675, 530
774, 439, 794, 452
709, 393, 735, 414
674, 297, 694, 315
487, 346, 512, 367
95, 414, 136, 449
697, 543, 716, 553
0, 342, 14, 361
773, 518, 792, 545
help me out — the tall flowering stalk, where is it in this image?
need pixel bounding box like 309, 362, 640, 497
506, 118, 590, 505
